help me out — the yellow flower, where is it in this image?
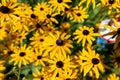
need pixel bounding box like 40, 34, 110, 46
44, 9, 59, 25
33, 68, 49, 80
78, 48, 105, 78
10, 45, 34, 68
34, 2, 49, 21
49, 0, 71, 13
110, 47, 120, 68
79, 0, 96, 9
47, 53, 76, 80
107, 73, 119, 80
0, 0, 19, 23
44, 31, 73, 58
74, 26, 100, 47
73, 7, 89, 22
33, 48, 48, 66
0, 26, 7, 40
58, 69, 78, 80
30, 31, 47, 49
60, 6, 77, 20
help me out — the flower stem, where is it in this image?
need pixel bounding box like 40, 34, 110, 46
17, 68, 21, 80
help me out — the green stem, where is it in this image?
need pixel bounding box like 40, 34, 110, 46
17, 68, 21, 80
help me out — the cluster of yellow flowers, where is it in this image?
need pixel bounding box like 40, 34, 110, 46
0, 0, 120, 80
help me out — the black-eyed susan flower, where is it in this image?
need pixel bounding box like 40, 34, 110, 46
0, 26, 7, 40
58, 69, 78, 80
0, 0, 19, 22
44, 31, 73, 58
107, 73, 120, 80
49, 0, 71, 13
33, 48, 48, 66
78, 48, 105, 78
0, 60, 5, 80
10, 44, 34, 68
34, 2, 49, 21
3, 43, 15, 59
74, 26, 100, 47
33, 68, 49, 80
73, 7, 89, 22
101, 0, 120, 10
60, 6, 76, 20
79, 0, 96, 9
44, 9, 58, 25
47, 53, 76, 80
30, 31, 47, 49
110, 48, 120, 68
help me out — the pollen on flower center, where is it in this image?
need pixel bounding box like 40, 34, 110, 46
83, 30, 90, 35
116, 57, 120, 63
19, 52, 26, 57
37, 55, 42, 59
117, 28, 120, 34
56, 61, 64, 68
0, 6, 10, 13
31, 14, 36, 18
57, 0, 63, 3
109, 0, 115, 4
56, 39, 64, 46
92, 58, 100, 65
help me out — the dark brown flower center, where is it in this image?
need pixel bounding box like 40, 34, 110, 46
36, 23, 41, 28
76, 13, 81, 16
65, 7, 69, 11
41, 77, 44, 80
40, 7, 44, 11
57, 0, 63, 3
56, 39, 64, 46
8, 50, 14, 55
0, 6, 10, 13
92, 58, 100, 65
56, 61, 64, 68
37, 55, 42, 59
83, 30, 90, 35
117, 28, 120, 34
109, 0, 115, 4
66, 78, 71, 80
19, 52, 26, 57
31, 14, 36, 18
56, 73, 59, 77
47, 14, 51, 18
40, 39, 44, 42
116, 57, 120, 64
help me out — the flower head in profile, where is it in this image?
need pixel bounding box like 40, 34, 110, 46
77, 47, 105, 78
74, 26, 100, 47
110, 47, 120, 68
